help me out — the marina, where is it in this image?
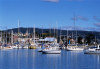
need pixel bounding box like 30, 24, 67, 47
0, 0, 100, 69
0, 22, 100, 69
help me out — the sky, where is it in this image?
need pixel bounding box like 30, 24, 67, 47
0, 0, 100, 31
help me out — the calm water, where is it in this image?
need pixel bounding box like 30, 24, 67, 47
0, 49, 100, 69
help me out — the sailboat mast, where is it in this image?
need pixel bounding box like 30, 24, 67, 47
73, 13, 77, 44
95, 35, 96, 45
49, 24, 51, 36
60, 27, 62, 41
27, 27, 28, 38
0, 27, 2, 43
18, 19, 20, 35
11, 30, 13, 44
56, 21, 58, 41
33, 25, 35, 43
6, 26, 7, 44
54, 26, 55, 38
67, 29, 68, 44
42, 25, 43, 38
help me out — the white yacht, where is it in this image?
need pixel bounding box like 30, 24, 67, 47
84, 45, 100, 54
66, 44, 87, 51
42, 44, 61, 54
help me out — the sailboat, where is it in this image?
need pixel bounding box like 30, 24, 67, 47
42, 43, 61, 54
42, 23, 61, 54
67, 44, 86, 51
66, 14, 87, 51
29, 25, 38, 49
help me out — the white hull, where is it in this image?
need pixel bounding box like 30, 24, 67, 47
84, 45, 100, 54
18, 46, 22, 49
84, 49, 100, 54
42, 50, 61, 54
12, 45, 20, 49
84, 51, 100, 54
23, 46, 28, 49
66, 46, 84, 51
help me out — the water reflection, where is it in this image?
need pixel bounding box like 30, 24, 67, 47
0, 49, 100, 69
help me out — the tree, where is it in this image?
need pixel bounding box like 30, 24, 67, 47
78, 36, 83, 44
85, 34, 95, 44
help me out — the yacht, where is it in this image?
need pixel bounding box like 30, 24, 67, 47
66, 44, 87, 51
42, 44, 61, 54
84, 45, 100, 54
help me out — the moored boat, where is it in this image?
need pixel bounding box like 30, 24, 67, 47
66, 44, 87, 51
84, 45, 100, 54
42, 44, 61, 54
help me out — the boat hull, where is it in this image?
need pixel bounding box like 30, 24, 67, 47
66, 47, 84, 51
42, 50, 61, 54
84, 50, 100, 54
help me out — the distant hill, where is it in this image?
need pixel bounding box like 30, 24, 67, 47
4, 27, 100, 39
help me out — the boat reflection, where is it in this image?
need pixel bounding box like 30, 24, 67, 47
0, 49, 100, 69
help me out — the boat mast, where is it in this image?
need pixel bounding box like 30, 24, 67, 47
6, 26, 7, 44
1, 31, 2, 43
42, 25, 43, 39
67, 29, 68, 45
73, 13, 77, 44
11, 30, 13, 44
49, 24, 51, 37
27, 27, 28, 38
0, 26, 2, 43
54, 26, 55, 38
56, 21, 58, 42
60, 27, 62, 41
95, 35, 96, 46
33, 25, 35, 43
18, 19, 20, 36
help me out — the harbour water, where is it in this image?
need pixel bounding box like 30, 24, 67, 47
0, 49, 100, 69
